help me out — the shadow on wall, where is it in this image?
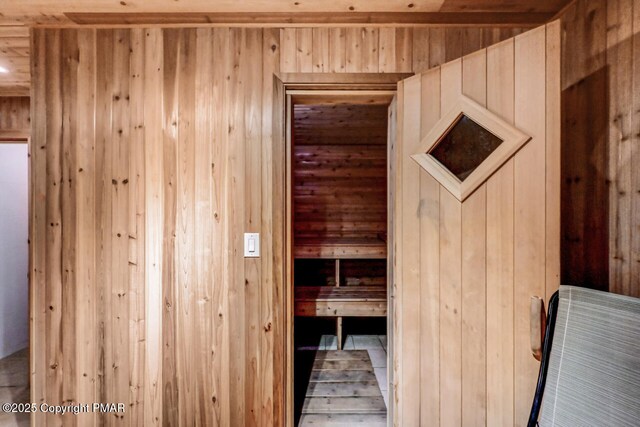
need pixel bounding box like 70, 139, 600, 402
561, 66, 609, 292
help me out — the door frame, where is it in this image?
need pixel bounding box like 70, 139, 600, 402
273, 72, 410, 427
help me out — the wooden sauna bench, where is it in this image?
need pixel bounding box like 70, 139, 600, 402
294, 239, 387, 349
294, 286, 387, 317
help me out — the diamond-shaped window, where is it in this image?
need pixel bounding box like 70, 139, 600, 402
429, 114, 504, 182
412, 95, 530, 201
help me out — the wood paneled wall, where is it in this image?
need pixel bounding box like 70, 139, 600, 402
0, 96, 29, 135
0, 26, 30, 96
30, 24, 528, 426
278, 27, 528, 74
293, 104, 388, 244
393, 23, 560, 426
559, 0, 640, 297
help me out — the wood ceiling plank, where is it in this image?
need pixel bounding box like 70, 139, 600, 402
8, 12, 556, 27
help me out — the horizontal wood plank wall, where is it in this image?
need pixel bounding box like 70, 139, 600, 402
0, 25, 30, 96
394, 23, 560, 426
558, 0, 640, 298
0, 96, 29, 135
30, 24, 529, 426
0, 96, 29, 128
293, 104, 388, 244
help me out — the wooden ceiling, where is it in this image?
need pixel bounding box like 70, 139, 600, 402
1, 1, 572, 26
0, 26, 29, 96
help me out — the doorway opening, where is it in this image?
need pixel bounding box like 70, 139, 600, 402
287, 90, 393, 426
0, 139, 30, 427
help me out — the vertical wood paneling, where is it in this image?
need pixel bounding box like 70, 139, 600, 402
362, 28, 379, 72
95, 28, 110, 425
631, 0, 640, 297
44, 30, 63, 427
74, 27, 98, 427
438, 58, 462, 427
486, 38, 515, 427
545, 22, 561, 303
395, 25, 559, 427
429, 28, 446, 68
31, 24, 555, 427
461, 48, 487, 427
280, 28, 296, 73
60, 29, 78, 427
311, 28, 329, 72
194, 28, 213, 426
111, 29, 132, 425
228, 27, 246, 427
295, 28, 312, 72
142, 27, 164, 427
271, 67, 286, 427
328, 28, 346, 73
418, 69, 441, 427
608, 0, 633, 296
211, 27, 231, 426
559, 0, 610, 293
128, 28, 145, 427
513, 27, 547, 426
387, 94, 397, 426
161, 28, 179, 426
30, 29, 47, 427
261, 27, 280, 427
391, 81, 404, 427
462, 28, 482, 56
445, 28, 464, 62
243, 27, 263, 427
438, 188, 462, 427
176, 28, 197, 427
345, 28, 362, 73
460, 185, 487, 427
395, 28, 412, 72
399, 74, 421, 426
412, 28, 430, 73
378, 28, 395, 72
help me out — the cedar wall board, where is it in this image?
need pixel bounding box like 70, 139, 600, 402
0, 96, 30, 135
24, 5, 640, 426
559, 0, 640, 298
29, 25, 528, 426
393, 23, 560, 426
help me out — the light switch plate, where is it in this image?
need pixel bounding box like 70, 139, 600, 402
244, 233, 260, 257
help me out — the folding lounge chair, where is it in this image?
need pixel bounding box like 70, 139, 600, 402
528, 285, 640, 427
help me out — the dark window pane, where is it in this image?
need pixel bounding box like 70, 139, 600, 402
429, 114, 503, 181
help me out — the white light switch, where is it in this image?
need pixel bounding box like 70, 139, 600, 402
244, 233, 260, 257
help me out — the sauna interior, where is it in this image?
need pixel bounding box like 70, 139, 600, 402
291, 97, 390, 425
3, 0, 640, 426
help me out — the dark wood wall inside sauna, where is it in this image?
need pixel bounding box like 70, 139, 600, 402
293, 104, 388, 247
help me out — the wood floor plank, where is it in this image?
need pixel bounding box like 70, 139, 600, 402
313, 351, 369, 361
306, 381, 381, 397
309, 370, 377, 383
312, 359, 373, 371
299, 413, 387, 426
302, 350, 387, 424
302, 397, 386, 414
